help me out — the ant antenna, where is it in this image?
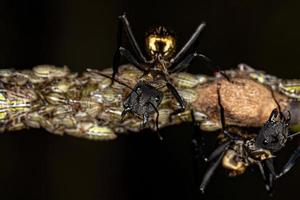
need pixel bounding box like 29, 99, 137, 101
270, 89, 281, 112
269, 88, 288, 121
216, 83, 235, 140
87, 69, 135, 91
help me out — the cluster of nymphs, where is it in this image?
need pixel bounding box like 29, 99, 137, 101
105, 13, 300, 194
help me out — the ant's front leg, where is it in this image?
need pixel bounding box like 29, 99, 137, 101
166, 81, 186, 121
113, 47, 148, 82
276, 146, 300, 179
112, 13, 148, 81
119, 47, 148, 72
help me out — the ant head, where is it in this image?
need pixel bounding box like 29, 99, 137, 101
255, 108, 291, 153
145, 26, 176, 59
133, 82, 163, 107
123, 81, 164, 117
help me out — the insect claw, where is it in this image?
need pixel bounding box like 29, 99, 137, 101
269, 108, 279, 122
200, 187, 205, 194
157, 131, 163, 141
121, 109, 129, 121
109, 79, 115, 87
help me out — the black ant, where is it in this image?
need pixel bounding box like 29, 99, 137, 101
198, 83, 300, 194
112, 13, 210, 123
87, 69, 163, 139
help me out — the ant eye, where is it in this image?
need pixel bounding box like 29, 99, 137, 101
155, 96, 160, 102
263, 139, 269, 145
136, 87, 142, 94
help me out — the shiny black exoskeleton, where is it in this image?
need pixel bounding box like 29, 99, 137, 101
122, 81, 163, 128
87, 69, 163, 134
256, 108, 291, 152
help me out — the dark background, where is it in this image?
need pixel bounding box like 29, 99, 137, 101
0, 0, 300, 200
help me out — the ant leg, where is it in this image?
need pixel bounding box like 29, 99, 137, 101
169, 53, 210, 73
118, 13, 147, 62
288, 131, 300, 139
206, 141, 231, 162
258, 159, 276, 194
199, 151, 226, 193
119, 47, 148, 72
121, 108, 131, 121
191, 109, 206, 187
112, 13, 148, 80
257, 162, 273, 194
112, 14, 124, 80
276, 146, 300, 179
166, 82, 186, 121
199, 128, 230, 192
169, 52, 232, 84
198, 81, 238, 195
265, 159, 275, 194
170, 23, 206, 65
191, 109, 207, 160
265, 158, 276, 177
147, 102, 163, 140
258, 162, 268, 190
